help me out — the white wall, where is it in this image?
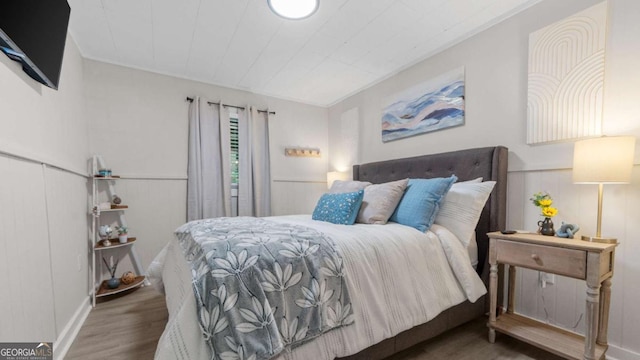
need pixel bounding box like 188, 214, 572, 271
0, 35, 90, 358
83, 60, 328, 273
328, 0, 640, 358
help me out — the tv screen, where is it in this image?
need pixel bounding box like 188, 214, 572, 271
0, 0, 71, 90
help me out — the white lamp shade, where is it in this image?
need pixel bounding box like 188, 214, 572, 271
326, 171, 349, 189
573, 136, 636, 184
268, 0, 318, 20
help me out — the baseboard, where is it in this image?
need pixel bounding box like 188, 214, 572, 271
607, 344, 640, 360
53, 297, 91, 360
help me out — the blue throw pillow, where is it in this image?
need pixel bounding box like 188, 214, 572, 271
389, 175, 457, 232
312, 190, 364, 225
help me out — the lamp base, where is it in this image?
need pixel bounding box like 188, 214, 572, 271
580, 235, 618, 244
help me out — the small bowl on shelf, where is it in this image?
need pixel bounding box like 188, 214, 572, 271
97, 169, 112, 177
107, 277, 120, 289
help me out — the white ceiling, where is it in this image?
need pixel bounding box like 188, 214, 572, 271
67, 0, 540, 107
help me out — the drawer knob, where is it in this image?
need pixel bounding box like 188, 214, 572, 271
531, 254, 540, 261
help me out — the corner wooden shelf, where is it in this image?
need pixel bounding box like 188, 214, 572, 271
90, 155, 148, 307
96, 275, 145, 297
95, 237, 137, 250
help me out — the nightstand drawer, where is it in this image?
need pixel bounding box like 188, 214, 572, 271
496, 240, 586, 279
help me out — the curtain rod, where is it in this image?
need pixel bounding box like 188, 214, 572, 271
186, 97, 276, 115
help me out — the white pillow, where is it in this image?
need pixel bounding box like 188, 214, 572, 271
329, 180, 371, 193
461, 177, 483, 183
434, 180, 496, 247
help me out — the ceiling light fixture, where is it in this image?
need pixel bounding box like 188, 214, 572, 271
268, 0, 319, 20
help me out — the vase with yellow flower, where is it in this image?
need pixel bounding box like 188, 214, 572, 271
530, 192, 558, 236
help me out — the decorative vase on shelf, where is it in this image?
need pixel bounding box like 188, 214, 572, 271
107, 277, 120, 289
116, 226, 129, 244
537, 217, 555, 236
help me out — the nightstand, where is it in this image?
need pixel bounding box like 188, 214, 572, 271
487, 232, 617, 360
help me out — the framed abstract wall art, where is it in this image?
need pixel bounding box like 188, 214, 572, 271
381, 67, 465, 142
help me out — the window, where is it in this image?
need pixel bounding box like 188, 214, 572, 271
230, 115, 239, 185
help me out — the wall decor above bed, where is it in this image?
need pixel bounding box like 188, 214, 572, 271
381, 66, 465, 142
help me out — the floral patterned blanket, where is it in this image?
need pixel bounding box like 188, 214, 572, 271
175, 217, 354, 360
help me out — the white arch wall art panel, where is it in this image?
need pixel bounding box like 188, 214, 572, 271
527, 1, 608, 144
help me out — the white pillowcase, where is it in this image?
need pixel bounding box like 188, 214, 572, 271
434, 180, 496, 247
462, 177, 483, 184
329, 180, 371, 193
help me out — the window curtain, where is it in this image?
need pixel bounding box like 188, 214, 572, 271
237, 106, 271, 217
187, 97, 231, 221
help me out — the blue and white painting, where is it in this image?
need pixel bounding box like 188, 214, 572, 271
382, 67, 465, 142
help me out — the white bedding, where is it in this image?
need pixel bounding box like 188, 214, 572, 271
468, 232, 479, 269
148, 215, 486, 360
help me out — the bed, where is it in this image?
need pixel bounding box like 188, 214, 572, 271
148, 146, 508, 360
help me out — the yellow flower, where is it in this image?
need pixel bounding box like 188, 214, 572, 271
538, 199, 552, 207
541, 207, 558, 217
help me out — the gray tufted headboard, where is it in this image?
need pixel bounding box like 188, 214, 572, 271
352, 146, 508, 279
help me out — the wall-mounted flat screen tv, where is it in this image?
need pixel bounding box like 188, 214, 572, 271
0, 0, 71, 90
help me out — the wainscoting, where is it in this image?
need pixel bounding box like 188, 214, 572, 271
271, 179, 327, 215
0, 154, 90, 359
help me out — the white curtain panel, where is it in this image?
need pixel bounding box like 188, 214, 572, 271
238, 106, 272, 217
219, 105, 232, 216
186, 97, 231, 221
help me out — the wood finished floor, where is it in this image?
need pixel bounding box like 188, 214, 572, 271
66, 286, 562, 360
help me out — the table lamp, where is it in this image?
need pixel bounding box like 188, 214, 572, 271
573, 136, 636, 243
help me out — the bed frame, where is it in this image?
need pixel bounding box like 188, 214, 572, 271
339, 146, 508, 360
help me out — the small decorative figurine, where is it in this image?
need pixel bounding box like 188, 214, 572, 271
121, 271, 136, 285
99, 225, 113, 246
556, 222, 580, 239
